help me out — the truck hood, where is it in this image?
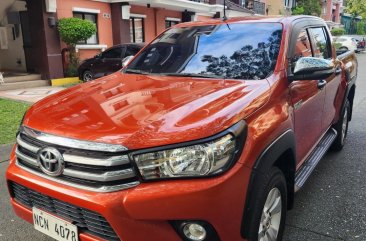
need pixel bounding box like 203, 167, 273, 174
24, 72, 270, 149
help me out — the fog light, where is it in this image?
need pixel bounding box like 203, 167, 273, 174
183, 223, 207, 241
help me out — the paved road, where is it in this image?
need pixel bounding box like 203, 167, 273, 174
0, 54, 365, 241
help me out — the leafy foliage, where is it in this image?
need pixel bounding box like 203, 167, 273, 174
356, 21, 366, 35
345, 0, 366, 18
292, 6, 305, 15
292, 0, 321, 16
200, 30, 282, 80
58, 18, 96, 77
331, 28, 346, 36
58, 18, 96, 46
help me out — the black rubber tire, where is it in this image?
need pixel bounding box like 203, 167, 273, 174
82, 70, 94, 82
331, 100, 350, 151
247, 167, 287, 241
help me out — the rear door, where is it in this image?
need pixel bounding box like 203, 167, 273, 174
308, 27, 341, 132
289, 28, 326, 166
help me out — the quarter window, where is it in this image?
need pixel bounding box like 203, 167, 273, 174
309, 27, 331, 59
130, 17, 145, 43
73, 12, 98, 44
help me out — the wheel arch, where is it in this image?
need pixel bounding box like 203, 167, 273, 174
241, 130, 296, 239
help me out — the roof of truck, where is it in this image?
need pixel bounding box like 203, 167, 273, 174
174, 15, 324, 28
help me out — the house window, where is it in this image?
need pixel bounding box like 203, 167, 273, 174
130, 17, 145, 43
73, 12, 98, 44
165, 20, 180, 29
284, 0, 294, 8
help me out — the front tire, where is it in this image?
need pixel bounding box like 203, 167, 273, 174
82, 70, 94, 82
331, 100, 350, 151
248, 168, 287, 241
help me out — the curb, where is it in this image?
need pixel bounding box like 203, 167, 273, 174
51, 77, 80, 86
0, 143, 14, 162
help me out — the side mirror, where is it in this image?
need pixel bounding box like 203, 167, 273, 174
122, 55, 134, 67
95, 53, 102, 59
289, 57, 334, 81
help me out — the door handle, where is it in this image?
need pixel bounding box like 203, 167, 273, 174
335, 67, 342, 75
317, 79, 327, 89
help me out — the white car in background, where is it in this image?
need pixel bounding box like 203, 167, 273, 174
333, 36, 358, 53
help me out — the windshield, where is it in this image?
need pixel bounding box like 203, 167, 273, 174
125, 23, 283, 80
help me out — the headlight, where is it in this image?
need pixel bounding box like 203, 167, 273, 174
133, 133, 238, 180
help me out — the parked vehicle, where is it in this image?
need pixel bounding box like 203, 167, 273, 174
350, 36, 366, 51
7, 16, 357, 241
332, 36, 358, 52
77, 43, 143, 82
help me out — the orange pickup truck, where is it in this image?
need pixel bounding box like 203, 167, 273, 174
6, 16, 357, 241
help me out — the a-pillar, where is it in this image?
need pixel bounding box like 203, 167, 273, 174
25, 0, 63, 79
111, 3, 131, 45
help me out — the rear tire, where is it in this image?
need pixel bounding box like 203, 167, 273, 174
247, 168, 287, 241
82, 70, 93, 82
331, 100, 350, 151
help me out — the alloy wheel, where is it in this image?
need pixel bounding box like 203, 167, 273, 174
258, 187, 282, 241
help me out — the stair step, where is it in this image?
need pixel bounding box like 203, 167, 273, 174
295, 128, 337, 192
0, 80, 49, 91
3, 74, 42, 83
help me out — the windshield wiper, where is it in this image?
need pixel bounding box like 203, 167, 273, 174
123, 69, 151, 75
163, 73, 221, 79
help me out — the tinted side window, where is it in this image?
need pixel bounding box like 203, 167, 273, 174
125, 46, 140, 57
309, 27, 331, 59
103, 48, 123, 59
293, 29, 313, 61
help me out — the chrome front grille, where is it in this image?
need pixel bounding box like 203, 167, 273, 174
15, 126, 140, 192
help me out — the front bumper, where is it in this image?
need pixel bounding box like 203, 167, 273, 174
6, 145, 251, 241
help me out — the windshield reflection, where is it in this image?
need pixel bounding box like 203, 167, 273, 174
126, 23, 283, 80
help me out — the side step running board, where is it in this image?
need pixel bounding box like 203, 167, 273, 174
294, 128, 337, 192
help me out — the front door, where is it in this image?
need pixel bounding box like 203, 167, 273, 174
19, 11, 34, 72
289, 29, 326, 166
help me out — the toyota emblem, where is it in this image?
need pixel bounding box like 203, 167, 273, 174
37, 147, 64, 177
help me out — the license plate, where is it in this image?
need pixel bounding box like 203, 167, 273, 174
33, 207, 79, 241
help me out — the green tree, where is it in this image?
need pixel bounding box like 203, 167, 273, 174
58, 18, 96, 76
292, 6, 304, 15
356, 21, 366, 35
345, 0, 366, 18
292, 0, 321, 16
331, 28, 346, 36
